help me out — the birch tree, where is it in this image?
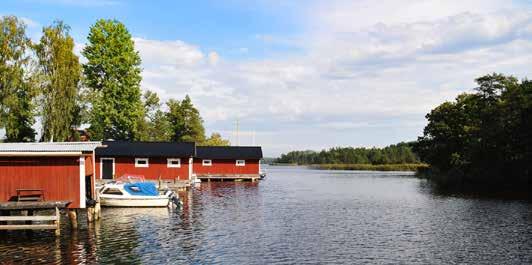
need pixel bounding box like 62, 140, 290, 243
35, 21, 81, 142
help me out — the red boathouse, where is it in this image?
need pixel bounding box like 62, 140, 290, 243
193, 146, 263, 180
95, 141, 196, 181
0, 142, 102, 209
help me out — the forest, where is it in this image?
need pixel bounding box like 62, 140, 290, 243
275, 142, 420, 165
414, 73, 531, 190
0, 16, 229, 145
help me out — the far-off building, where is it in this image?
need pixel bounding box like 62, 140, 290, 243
92, 141, 263, 181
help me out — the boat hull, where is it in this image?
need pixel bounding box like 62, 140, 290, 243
100, 196, 170, 207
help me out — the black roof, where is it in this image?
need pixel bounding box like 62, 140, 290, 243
96, 141, 196, 157
196, 146, 263, 160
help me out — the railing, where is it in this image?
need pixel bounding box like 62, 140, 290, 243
0, 201, 70, 236
0, 207, 60, 235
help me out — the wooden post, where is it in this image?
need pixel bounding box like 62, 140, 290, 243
87, 207, 95, 222
94, 202, 101, 220
25, 210, 34, 225
68, 209, 78, 228
54, 207, 60, 236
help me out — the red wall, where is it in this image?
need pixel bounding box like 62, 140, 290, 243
95, 156, 190, 180
193, 159, 260, 175
0, 156, 83, 208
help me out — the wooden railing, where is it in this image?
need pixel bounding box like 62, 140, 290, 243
0, 201, 70, 236
0, 207, 60, 235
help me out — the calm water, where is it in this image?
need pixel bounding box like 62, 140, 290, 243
1, 166, 531, 264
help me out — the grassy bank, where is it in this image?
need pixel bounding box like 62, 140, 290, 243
310, 163, 429, 172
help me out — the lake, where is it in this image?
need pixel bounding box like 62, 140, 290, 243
1, 166, 531, 264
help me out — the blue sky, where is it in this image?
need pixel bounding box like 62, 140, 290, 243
3, 0, 532, 156
3, 0, 303, 60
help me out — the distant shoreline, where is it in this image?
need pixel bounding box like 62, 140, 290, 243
268, 163, 429, 172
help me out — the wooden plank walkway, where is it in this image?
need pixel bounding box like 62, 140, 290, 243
0, 201, 70, 210
197, 174, 260, 182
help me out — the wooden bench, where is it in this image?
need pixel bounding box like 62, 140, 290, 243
16, 189, 44, 202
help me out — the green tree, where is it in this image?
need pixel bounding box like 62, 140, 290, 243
276, 143, 419, 165
35, 21, 81, 142
140, 90, 172, 141
201, 132, 230, 146
414, 73, 531, 189
0, 16, 36, 142
166, 95, 205, 142
82, 19, 144, 140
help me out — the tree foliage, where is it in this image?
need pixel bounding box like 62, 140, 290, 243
276, 142, 419, 165
201, 132, 231, 146
82, 19, 144, 141
35, 21, 81, 142
414, 73, 532, 188
0, 16, 36, 142
166, 95, 205, 142
0, 16, 230, 145
139, 90, 172, 141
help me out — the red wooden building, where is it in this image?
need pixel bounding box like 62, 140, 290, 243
95, 141, 196, 181
193, 146, 263, 179
0, 142, 102, 209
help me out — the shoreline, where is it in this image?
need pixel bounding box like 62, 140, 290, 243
307, 163, 429, 172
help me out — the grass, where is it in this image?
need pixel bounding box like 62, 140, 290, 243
310, 163, 429, 172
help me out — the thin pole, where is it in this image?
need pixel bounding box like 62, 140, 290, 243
236, 119, 239, 146
252, 131, 256, 146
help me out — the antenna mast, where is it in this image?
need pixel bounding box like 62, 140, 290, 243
235, 118, 240, 146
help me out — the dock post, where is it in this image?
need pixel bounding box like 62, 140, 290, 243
54, 207, 60, 236
95, 202, 101, 220
87, 207, 94, 222
68, 209, 78, 228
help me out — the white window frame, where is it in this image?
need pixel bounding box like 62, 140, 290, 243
202, 159, 212, 166
236, 160, 246, 166
135, 158, 149, 168
167, 158, 181, 168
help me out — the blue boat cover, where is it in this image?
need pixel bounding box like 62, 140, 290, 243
124, 182, 159, 196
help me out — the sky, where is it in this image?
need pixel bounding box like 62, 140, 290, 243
3, 0, 532, 156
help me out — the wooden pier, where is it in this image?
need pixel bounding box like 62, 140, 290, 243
197, 174, 260, 182
0, 201, 70, 236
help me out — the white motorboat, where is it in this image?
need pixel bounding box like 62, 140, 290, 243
98, 176, 180, 207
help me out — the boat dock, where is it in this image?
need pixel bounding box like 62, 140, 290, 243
0, 201, 70, 235
197, 174, 260, 182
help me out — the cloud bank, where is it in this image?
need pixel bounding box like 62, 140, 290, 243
133, 1, 532, 155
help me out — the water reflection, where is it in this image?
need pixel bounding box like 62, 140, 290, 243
0, 167, 531, 264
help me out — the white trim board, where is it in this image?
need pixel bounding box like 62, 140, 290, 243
79, 156, 86, 209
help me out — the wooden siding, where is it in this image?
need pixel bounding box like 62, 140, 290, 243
95, 156, 191, 180
0, 157, 83, 208
193, 159, 260, 175
84, 155, 95, 199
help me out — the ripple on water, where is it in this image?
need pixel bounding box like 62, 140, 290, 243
1, 167, 531, 264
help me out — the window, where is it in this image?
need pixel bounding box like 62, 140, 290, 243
135, 158, 149, 168
102, 188, 123, 195
202, 159, 212, 166
236, 160, 246, 166
167, 158, 181, 168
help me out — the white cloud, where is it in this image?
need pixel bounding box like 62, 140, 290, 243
134, 38, 204, 67
208, 52, 220, 66
132, 1, 532, 155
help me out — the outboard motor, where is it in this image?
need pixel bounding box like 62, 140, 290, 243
165, 190, 182, 208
